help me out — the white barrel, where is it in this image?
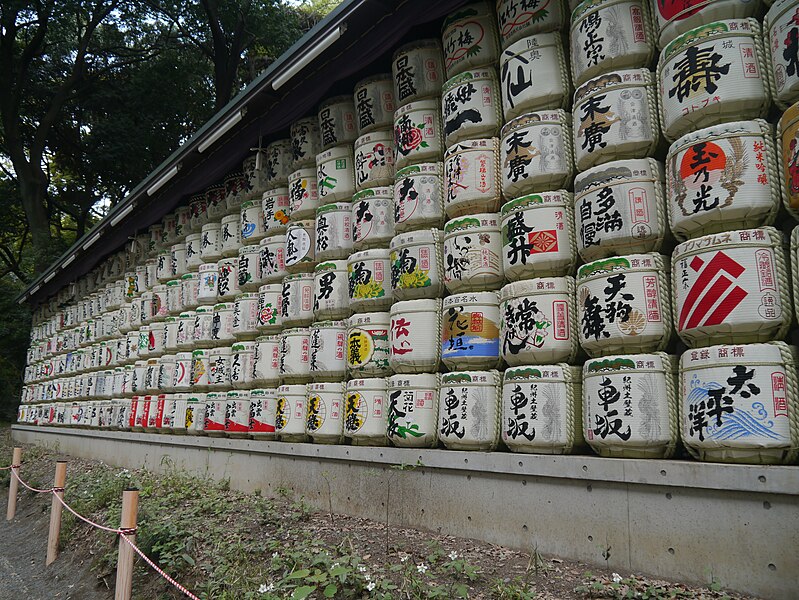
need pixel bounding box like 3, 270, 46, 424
351, 188, 394, 251
173, 351, 192, 392
146, 394, 165, 431
499, 277, 579, 366
148, 321, 166, 357
574, 158, 668, 262
279, 327, 311, 383
307, 266, 347, 327
442, 292, 501, 370
306, 381, 345, 443
275, 383, 308, 441
224, 390, 251, 437
171, 243, 187, 278
497, 0, 566, 48
499, 33, 570, 122
169, 393, 190, 433
148, 223, 164, 257
181, 273, 200, 309
140, 293, 155, 326
165, 280, 183, 316
680, 342, 799, 464
220, 214, 241, 258
230, 341, 255, 390
252, 335, 281, 387
658, 19, 770, 142
354, 74, 396, 135
573, 69, 661, 171
442, 69, 502, 147
281, 273, 314, 327
265, 139, 293, 188
262, 187, 291, 235
164, 316, 179, 352
500, 191, 576, 280
190, 349, 211, 391
315, 202, 352, 261
317, 145, 355, 204
194, 306, 214, 346
197, 263, 218, 305
442, 2, 500, 78
288, 168, 319, 222
232, 293, 259, 340
570, 0, 656, 87
217, 257, 240, 301
208, 346, 232, 390
240, 199, 266, 246
500, 111, 574, 198
126, 332, 139, 363
225, 172, 247, 216
176, 311, 196, 350
258, 234, 287, 284
249, 388, 277, 439
503, 365, 584, 454
309, 320, 347, 381
766, 0, 799, 109
387, 373, 439, 447
583, 353, 677, 458
211, 302, 236, 346
156, 251, 171, 284
438, 370, 501, 450
243, 151, 268, 202
393, 99, 444, 170
654, 0, 760, 50
390, 229, 444, 300
577, 253, 672, 356
348, 249, 392, 312
672, 227, 792, 347
284, 220, 316, 274
392, 39, 445, 104
291, 117, 321, 170
346, 312, 391, 377
444, 138, 501, 217
152, 284, 169, 321
443, 213, 504, 292
159, 394, 175, 431
666, 120, 780, 240
389, 299, 442, 374
200, 222, 222, 262
344, 377, 388, 445
394, 163, 445, 233
354, 130, 396, 191
186, 392, 206, 435
256, 283, 282, 332
137, 326, 151, 360
794, 226, 799, 320
204, 391, 227, 436
237, 244, 262, 292
318, 95, 358, 151
189, 194, 208, 233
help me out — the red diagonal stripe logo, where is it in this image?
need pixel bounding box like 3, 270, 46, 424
679, 251, 747, 330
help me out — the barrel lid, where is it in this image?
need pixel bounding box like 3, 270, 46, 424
574, 68, 653, 105
501, 192, 569, 216
444, 137, 499, 157
500, 110, 567, 137
578, 253, 664, 280
585, 353, 669, 374
355, 129, 394, 146
390, 298, 441, 313
348, 311, 390, 326
388, 372, 439, 388
663, 19, 756, 61
395, 162, 442, 177
262, 186, 290, 196
314, 260, 348, 272
390, 229, 442, 249
443, 291, 499, 307
444, 213, 501, 235
499, 277, 573, 301
504, 365, 568, 382
441, 370, 499, 384
346, 377, 388, 390
442, 69, 497, 95
574, 158, 663, 195
352, 186, 392, 202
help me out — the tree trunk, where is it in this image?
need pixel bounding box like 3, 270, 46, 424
17, 169, 54, 274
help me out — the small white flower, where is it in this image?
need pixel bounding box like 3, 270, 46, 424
364, 573, 372, 581
366, 581, 376, 592
258, 583, 274, 594
417, 563, 428, 574
358, 564, 367, 573
612, 573, 622, 584
332, 562, 340, 569
271, 552, 279, 559
448, 551, 459, 560
400, 555, 409, 563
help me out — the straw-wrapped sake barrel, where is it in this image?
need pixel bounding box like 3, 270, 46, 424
344, 377, 388, 446
389, 299, 442, 374
387, 373, 439, 448
305, 382, 345, 444
438, 370, 501, 451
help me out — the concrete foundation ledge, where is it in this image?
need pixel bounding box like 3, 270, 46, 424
11, 425, 799, 599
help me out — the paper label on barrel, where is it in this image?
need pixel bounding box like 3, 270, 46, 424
318, 154, 354, 201
502, 378, 566, 445
352, 197, 393, 244
387, 386, 436, 440
442, 305, 500, 360
344, 390, 370, 433
394, 105, 441, 164
502, 202, 569, 272
442, 71, 499, 144
443, 225, 502, 285
348, 258, 388, 301
497, 0, 561, 45
501, 293, 571, 360
501, 118, 568, 194
347, 327, 389, 370
394, 172, 442, 225
355, 137, 395, 188
249, 397, 276, 432
501, 36, 564, 119
768, 3, 799, 102
263, 191, 291, 230
285, 227, 312, 266
306, 394, 328, 432
390, 245, 434, 291
309, 326, 346, 373
316, 209, 351, 255
442, 9, 498, 77
446, 141, 499, 211
439, 382, 496, 444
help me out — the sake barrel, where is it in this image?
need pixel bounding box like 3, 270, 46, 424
208, 346, 232, 390
216, 257, 239, 301
394, 163, 445, 232
765, 0, 799, 109
256, 283, 282, 333
500, 111, 574, 198
284, 220, 316, 274
793, 226, 799, 317
500, 192, 577, 280
173, 351, 192, 392
306, 382, 345, 444
574, 158, 668, 262
189, 194, 208, 233
165, 280, 183, 316
153, 285, 170, 321
658, 19, 771, 142
279, 327, 311, 383
438, 370, 501, 450
171, 243, 188, 280
193, 306, 214, 346
238, 244, 262, 292
346, 312, 391, 377
243, 151, 268, 202
291, 117, 322, 169
348, 249, 392, 313
351, 188, 395, 251
275, 383, 308, 441
443, 213, 504, 292
680, 341, 799, 464
187, 392, 206, 435
444, 138, 502, 217
387, 373, 439, 447
252, 335, 280, 387
148, 223, 164, 257
281, 273, 315, 327
159, 394, 175, 432
190, 348, 211, 391
240, 200, 266, 246
666, 120, 781, 240
146, 394, 165, 432
225, 172, 248, 216
170, 392, 190, 433
258, 234, 287, 284
315, 202, 352, 261
392, 39, 445, 104
442, 292, 502, 370
389, 299, 442, 373
496, 0, 567, 48
200, 223, 222, 263
499, 33, 570, 122
249, 388, 277, 439
164, 316, 179, 352
176, 312, 196, 350
573, 69, 661, 171
577, 253, 672, 356
211, 302, 235, 347
502, 365, 584, 454
390, 229, 445, 300
313, 260, 350, 320
204, 391, 227, 436
224, 390, 251, 438
442, 2, 500, 78
499, 278, 579, 366
672, 227, 792, 347
262, 187, 291, 235
354, 74, 396, 135
583, 353, 678, 458
344, 377, 388, 445
393, 99, 444, 170
442, 69, 503, 147
318, 95, 358, 151
354, 130, 396, 190
232, 292, 259, 340
265, 139, 293, 188
219, 214, 241, 258
148, 321, 166, 357
778, 99, 799, 217
156, 250, 171, 284
181, 273, 200, 309
230, 341, 255, 390
570, 0, 656, 87
309, 320, 347, 381
288, 168, 319, 222
654, 0, 762, 49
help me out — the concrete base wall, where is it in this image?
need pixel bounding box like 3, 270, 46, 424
11, 425, 799, 599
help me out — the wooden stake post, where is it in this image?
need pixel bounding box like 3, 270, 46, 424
46, 460, 67, 565
114, 488, 139, 600
6, 447, 22, 521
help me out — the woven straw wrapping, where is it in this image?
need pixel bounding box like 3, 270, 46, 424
393, 163, 445, 233
438, 370, 502, 451
345, 377, 389, 446
441, 3, 500, 79
305, 381, 345, 444
442, 69, 504, 147
497, 0, 566, 49
793, 226, 799, 321
389, 299, 442, 374
679, 341, 799, 464
394, 99, 444, 170
346, 312, 391, 377
443, 213, 505, 293
275, 383, 308, 442
347, 248, 393, 313
390, 229, 445, 301
278, 328, 311, 384
444, 138, 502, 218
442, 291, 502, 371
387, 373, 440, 448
